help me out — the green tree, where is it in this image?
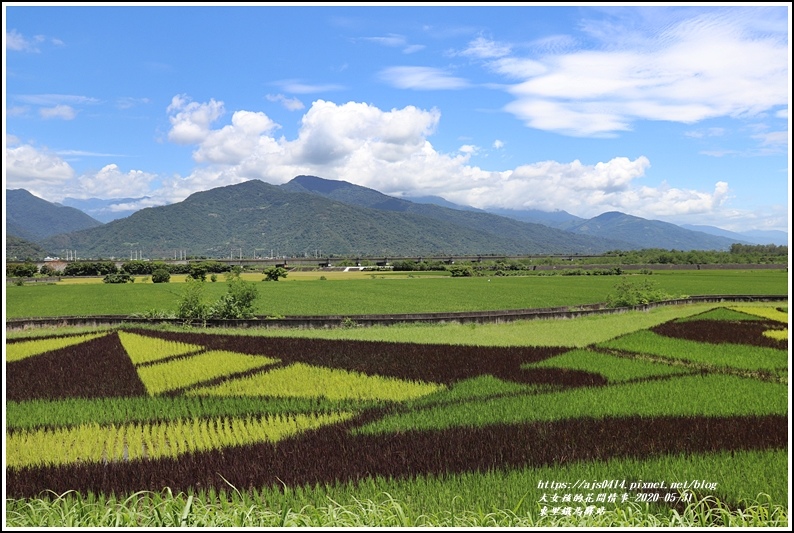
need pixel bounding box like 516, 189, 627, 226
605, 278, 673, 308
263, 266, 288, 281
151, 268, 171, 283
209, 270, 259, 319
176, 277, 209, 323
102, 272, 134, 284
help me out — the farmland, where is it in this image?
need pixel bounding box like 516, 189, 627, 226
4, 268, 788, 318
4, 293, 790, 526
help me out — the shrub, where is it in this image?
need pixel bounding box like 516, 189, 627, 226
151, 268, 171, 283
7, 263, 38, 278
102, 272, 134, 284
263, 266, 288, 281
176, 277, 209, 323
448, 265, 473, 277
605, 278, 673, 308
209, 272, 259, 319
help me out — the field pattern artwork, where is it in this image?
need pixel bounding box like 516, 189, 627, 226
5, 306, 789, 519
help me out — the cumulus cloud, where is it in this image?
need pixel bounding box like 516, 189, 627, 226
76, 164, 157, 199
7, 97, 747, 227
5, 142, 76, 195
154, 97, 733, 222
378, 66, 470, 90
167, 94, 225, 144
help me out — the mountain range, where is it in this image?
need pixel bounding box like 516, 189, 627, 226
5, 176, 784, 261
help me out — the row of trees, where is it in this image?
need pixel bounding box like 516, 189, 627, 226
6, 244, 787, 279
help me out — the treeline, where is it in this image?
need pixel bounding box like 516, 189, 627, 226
6, 245, 788, 279
6, 260, 234, 279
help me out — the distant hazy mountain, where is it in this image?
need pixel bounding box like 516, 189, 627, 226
60, 196, 150, 223
38, 178, 638, 259
6, 189, 103, 241
483, 207, 585, 229
399, 195, 484, 212
682, 224, 788, 246
568, 212, 752, 251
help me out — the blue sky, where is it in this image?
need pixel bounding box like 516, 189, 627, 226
3, 3, 791, 233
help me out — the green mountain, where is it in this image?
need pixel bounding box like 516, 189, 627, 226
5, 235, 52, 262
282, 175, 633, 252
6, 189, 103, 241
567, 211, 750, 251
37, 179, 636, 259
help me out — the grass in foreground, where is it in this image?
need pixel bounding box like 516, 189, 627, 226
5, 492, 787, 527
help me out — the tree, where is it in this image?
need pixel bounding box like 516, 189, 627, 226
151, 268, 171, 283
605, 278, 673, 308
7, 263, 38, 277
263, 266, 288, 281
209, 270, 259, 319
176, 277, 209, 323
103, 271, 134, 284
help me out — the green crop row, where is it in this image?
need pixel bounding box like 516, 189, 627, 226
598, 331, 787, 374
357, 374, 787, 434
136, 351, 279, 395
5, 333, 109, 363
674, 307, 764, 322
730, 306, 788, 323
762, 329, 788, 341
189, 362, 445, 402
526, 349, 693, 383
7, 412, 353, 469
6, 395, 370, 432
118, 331, 204, 365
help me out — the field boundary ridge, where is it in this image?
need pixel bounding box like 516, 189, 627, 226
5, 294, 788, 330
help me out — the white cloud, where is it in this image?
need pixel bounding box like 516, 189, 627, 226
14, 94, 99, 106
193, 110, 280, 165
461, 36, 511, 59
7, 106, 30, 117
273, 80, 345, 94
156, 98, 733, 223
266, 93, 305, 111
167, 94, 225, 144
39, 105, 77, 120
753, 130, 788, 148
360, 34, 425, 54
5, 142, 76, 195
488, 8, 789, 137
378, 66, 470, 90
403, 44, 425, 54
10, 97, 755, 229
492, 139, 504, 149
76, 164, 157, 199
117, 97, 150, 109
5, 29, 51, 52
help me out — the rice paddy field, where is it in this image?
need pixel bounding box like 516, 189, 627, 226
4, 268, 789, 318
4, 296, 790, 527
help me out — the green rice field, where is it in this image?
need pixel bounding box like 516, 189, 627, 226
5, 268, 788, 318
4, 297, 789, 526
